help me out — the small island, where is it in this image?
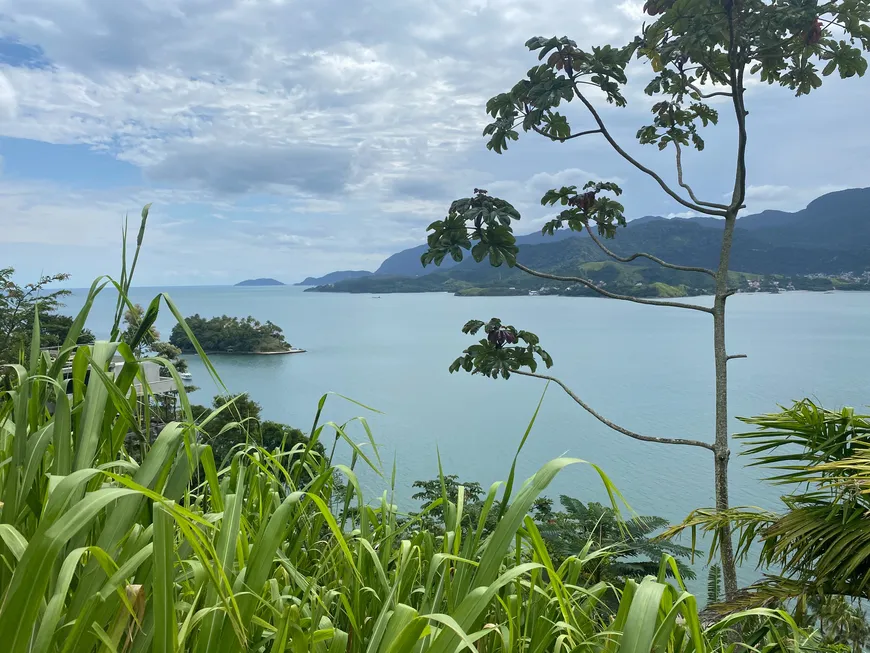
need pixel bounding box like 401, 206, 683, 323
296, 270, 372, 286
169, 314, 304, 355
235, 278, 286, 287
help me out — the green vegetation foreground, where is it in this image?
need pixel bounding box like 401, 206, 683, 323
0, 207, 834, 652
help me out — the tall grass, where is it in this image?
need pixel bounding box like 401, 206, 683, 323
0, 207, 828, 652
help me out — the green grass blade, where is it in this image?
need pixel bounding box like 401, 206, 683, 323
498, 383, 547, 520
617, 577, 666, 653
74, 342, 118, 471
153, 502, 177, 653
0, 487, 137, 653
0, 524, 27, 561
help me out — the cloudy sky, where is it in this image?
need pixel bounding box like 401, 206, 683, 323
0, 0, 868, 286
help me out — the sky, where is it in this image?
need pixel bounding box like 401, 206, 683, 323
0, 0, 868, 286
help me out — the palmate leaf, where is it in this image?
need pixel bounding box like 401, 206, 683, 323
448, 318, 553, 379
422, 193, 520, 269
537, 181, 626, 239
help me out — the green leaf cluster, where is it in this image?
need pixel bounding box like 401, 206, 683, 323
540, 182, 626, 238
636, 101, 719, 152
480, 0, 870, 163
481, 38, 632, 154
422, 191, 521, 269
449, 318, 553, 379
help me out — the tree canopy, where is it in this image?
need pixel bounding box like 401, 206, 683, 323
0, 267, 93, 363
192, 393, 323, 465
410, 474, 694, 589
532, 495, 695, 582
170, 314, 292, 353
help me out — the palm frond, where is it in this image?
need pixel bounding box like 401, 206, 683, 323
738, 401, 870, 486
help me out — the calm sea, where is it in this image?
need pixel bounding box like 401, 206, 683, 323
67, 285, 870, 586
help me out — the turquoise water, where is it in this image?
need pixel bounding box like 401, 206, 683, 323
67, 286, 870, 586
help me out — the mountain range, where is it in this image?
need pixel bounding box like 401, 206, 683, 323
305, 188, 870, 295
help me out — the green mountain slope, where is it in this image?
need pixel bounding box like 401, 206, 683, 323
309, 188, 870, 296
746, 188, 870, 249
296, 270, 372, 286
374, 226, 582, 276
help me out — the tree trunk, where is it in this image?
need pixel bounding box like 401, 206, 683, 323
713, 331, 738, 598
714, 214, 738, 599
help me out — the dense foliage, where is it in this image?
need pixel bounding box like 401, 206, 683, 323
411, 475, 697, 586
667, 400, 870, 650
674, 402, 870, 602
169, 314, 292, 353
0, 267, 94, 362
533, 496, 696, 583
191, 392, 324, 465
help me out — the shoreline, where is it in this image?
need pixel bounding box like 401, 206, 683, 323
182, 349, 306, 356
310, 286, 870, 298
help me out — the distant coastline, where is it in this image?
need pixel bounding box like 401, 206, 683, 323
196, 348, 306, 355
296, 270, 372, 286
299, 187, 870, 300
306, 272, 870, 298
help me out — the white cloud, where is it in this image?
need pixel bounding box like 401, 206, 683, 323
745, 185, 792, 200
742, 183, 851, 213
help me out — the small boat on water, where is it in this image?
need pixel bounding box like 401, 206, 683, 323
179, 372, 193, 380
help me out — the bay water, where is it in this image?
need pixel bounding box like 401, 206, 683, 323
67, 285, 870, 587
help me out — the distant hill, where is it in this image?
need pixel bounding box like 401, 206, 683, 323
308, 187, 870, 295
236, 278, 285, 287
375, 227, 580, 277
371, 188, 870, 279
296, 270, 373, 286
630, 214, 724, 229
624, 188, 870, 247
743, 188, 870, 248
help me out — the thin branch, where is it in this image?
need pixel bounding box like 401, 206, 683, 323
687, 82, 733, 99
514, 370, 715, 451
568, 81, 728, 218
728, 15, 749, 212
531, 124, 603, 142
726, 354, 747, 361
583, 220, 716, 278
514, 261, 714, 313
673, 142, 731, 213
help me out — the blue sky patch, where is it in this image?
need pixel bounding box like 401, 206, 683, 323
0, 38, 51, 69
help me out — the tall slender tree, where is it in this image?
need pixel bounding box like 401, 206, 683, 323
422, 0, 870, 597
